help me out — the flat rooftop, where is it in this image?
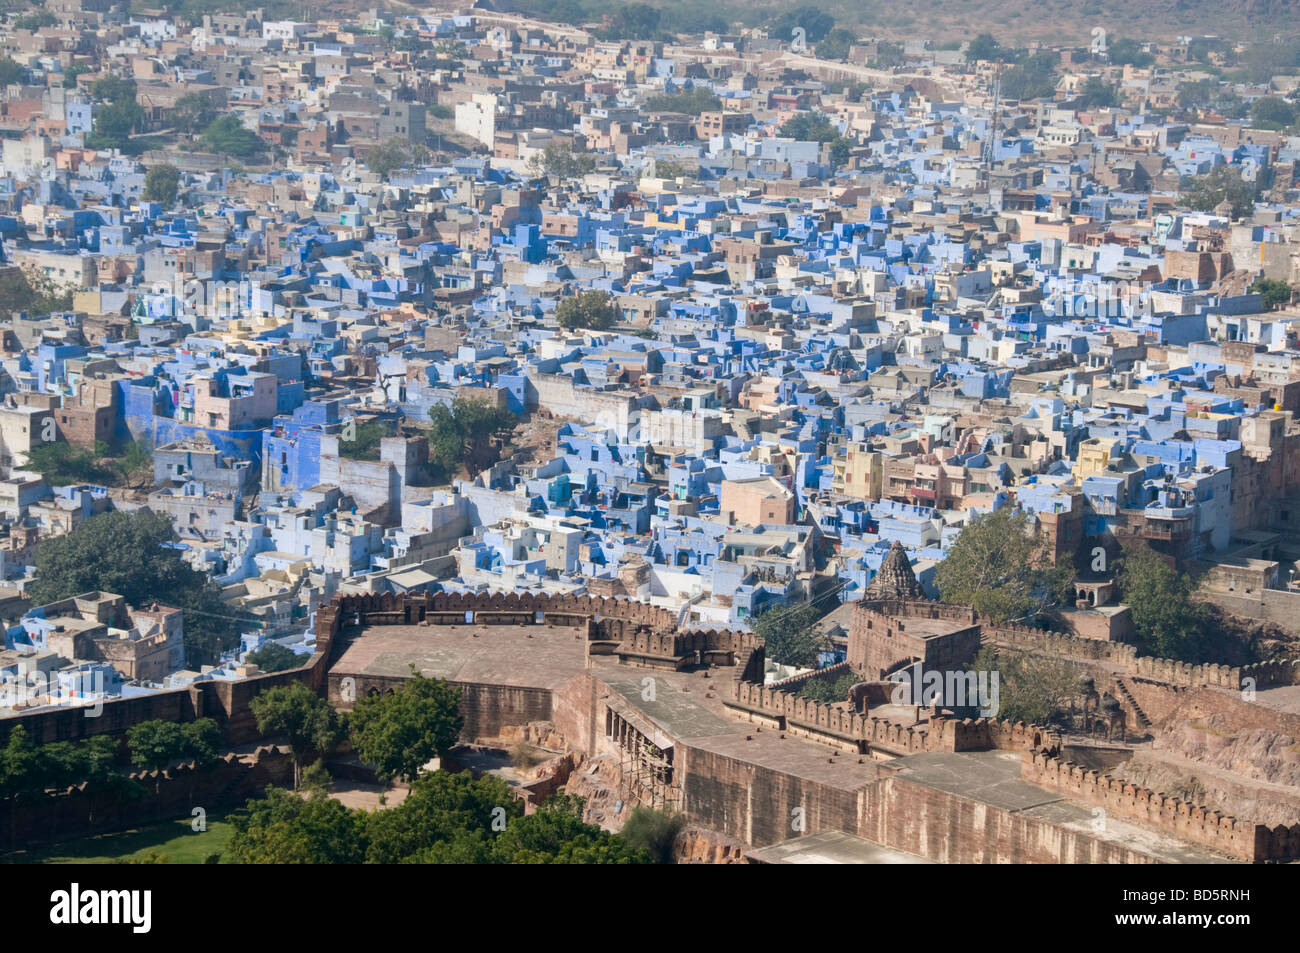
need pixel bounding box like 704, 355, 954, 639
330, 623, 589, 689
891, 616, 975, 639
886, 750, 1233, 864
749, 830, 934, 864
593, 665, 739, 740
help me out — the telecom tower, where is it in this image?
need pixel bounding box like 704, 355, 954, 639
981, 64, 1002, 177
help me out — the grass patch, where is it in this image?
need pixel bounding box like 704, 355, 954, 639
1, 806, 245, 864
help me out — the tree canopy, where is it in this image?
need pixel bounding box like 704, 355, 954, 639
366, 136, 430, 177
200, 114, 265, 158
933, 507, 1071, 623
770, 7, 835, 45
143, 163, 181, 206
751, 602, 830, 667
1183, 164, 1257, 219
348, 668, 464, 784
1107, 37, 1154, 68
642, 87, 721, 115
1000, 52, 1059, 101
815, 29, 856, 62
1249, 96, 1296, 129
250, 682, 343, 788
29, 509, 246, 665
968, 645, 1081, 726
171, 92, 220, 135
528, 142, 597, 178
778, 112, 852, 164
1116, 544, 1210, 663
556, 289, 618, 332
966, 33, 1002, 64
1250, 277, 1293, 311
126, 718, 221, 775
0, 266, 74, 321
87, 76, 144, 152
225, 786, 366, 863
245, 642, 304, 674
339, 420, 393, 461
427, 396, 518, 481
226, 773, 650, 864
1074, 77, 1119, 110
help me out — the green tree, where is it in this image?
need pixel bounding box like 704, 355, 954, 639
93, 76, 137, 105
770, 7, 835, 44
88, 101, 144, 151
1250, 277, 1293, 311
25, 267, 74, 314
365, 136, 430, 176
619, 806, 684, 863
778, 112, 853, 165
1000, 52, 1059, 100
1107, 37, 1154, 68
427, 396, 518, 480
126, 718, 221, 791
597, 2, 662, 41
86, 75, 144, 151
1230, 41, 1300, 85
229, 770, 649, 863
226, 786, 366, 863
751, 602, 830, 667
0, 57, 25, 85
486, 793, 648, 863
528, 142, 597, 178
966, 33, 1002, 64
171, 92, 218, 135
364, 769, 515, 863
0, 725, 47, 850
642, 87, 721, 114
1249, 96, 1296, 129
22, 441, 117, 486
797, 669, 860, 703
338, 420, 391, 460
1117, 544, 1209, 662
62, 63, 90, 89
1075, 76, 1118, 109
245, 642, 303, 674
555, 289, 617, 332
934, 507, 1072, 623
816, 28, 856, 62
14, 9, 58, 30
200, 114, 265, 158
869, 42, 904, 70
28, 509, 244, 664
75, 734, 144, 826
250, 682, 342, 788
968, 645, 1081, 726
650, 159, 686, 179
349, 668, 463, 785
143, 163, 181, 206
1183, 164, 1256, 219
113, 440, 153, 488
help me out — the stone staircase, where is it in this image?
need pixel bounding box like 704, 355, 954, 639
1112, 678, 1153, 734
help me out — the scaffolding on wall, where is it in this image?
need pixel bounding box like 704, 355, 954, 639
605, 698, 681, 811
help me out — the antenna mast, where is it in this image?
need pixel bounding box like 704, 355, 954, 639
982, 63, 1002, 176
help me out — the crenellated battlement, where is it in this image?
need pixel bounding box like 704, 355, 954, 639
1021, 748, 1300, 862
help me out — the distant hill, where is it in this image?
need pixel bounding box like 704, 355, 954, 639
478, 0, 1300, 44
836, 0, 1300, 44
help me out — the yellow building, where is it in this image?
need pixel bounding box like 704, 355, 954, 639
832, 444, 883, 501
1072, 437, 1120, 483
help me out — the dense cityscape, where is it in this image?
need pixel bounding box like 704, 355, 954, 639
0, 0, 1297, 878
